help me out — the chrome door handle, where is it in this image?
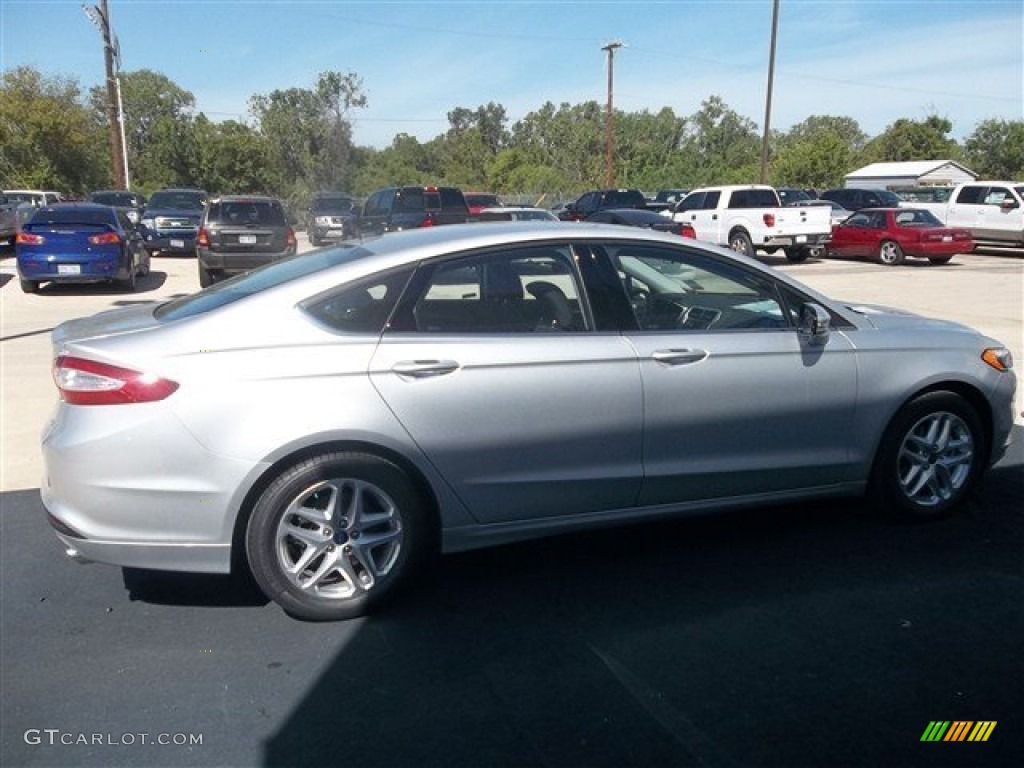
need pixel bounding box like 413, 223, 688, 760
392, 360, 460, 378
652, 349, 708, 366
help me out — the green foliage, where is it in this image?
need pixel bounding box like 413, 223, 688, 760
0, 66, 107, 193
964, 119, 1024, 180
770, 115, 867, 188
861, 115, 962, 164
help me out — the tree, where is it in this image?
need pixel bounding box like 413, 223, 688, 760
861, 115, 962, 163
249, 70, 367, 205
681, 96, 761, 185
964, 119, 1024, 180
771, 115, 868, 188
0, 66, 106, 192
510, 101, 605, 189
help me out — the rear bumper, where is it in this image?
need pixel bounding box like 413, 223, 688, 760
197, 247, 297, 274
763, 233, 831, 247
18, 252, 128, 282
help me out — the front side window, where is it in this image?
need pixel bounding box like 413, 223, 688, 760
954, 186, 986, 205
676, 192, 704, 212
601, 244, 791, 332
399, 245, 587, 333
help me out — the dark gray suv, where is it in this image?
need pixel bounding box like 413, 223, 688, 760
820, 188, 903, 212
196, 196, 296, 287
358, 186, 469, 236
307, 192, 358, 246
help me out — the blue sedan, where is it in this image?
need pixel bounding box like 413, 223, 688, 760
16, 203, 150, 293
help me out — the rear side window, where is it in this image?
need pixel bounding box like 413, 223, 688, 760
394, 188, 425, 213
603, 190, 646, 208
302, 267, 414, 334
954, 186, 986, 205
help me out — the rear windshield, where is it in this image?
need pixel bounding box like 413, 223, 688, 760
603, 190, 646, 207
394, 187, 466, 213
154, 245, 370, 322
148, 191, 207, 210
728, 189, 781, 208
312, 196, 355, 213
206, 200, 286, 226
27, 208, 115, 227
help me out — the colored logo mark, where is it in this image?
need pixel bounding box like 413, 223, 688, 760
921, 721, 996, 742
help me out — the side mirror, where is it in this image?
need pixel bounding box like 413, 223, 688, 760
1000, 197, 1018, 210
798, 302, 831, 345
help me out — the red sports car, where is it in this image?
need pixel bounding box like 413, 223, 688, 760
826, 207, 973, 266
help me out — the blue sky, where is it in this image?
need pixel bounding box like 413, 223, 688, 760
2, 0, 1022, 148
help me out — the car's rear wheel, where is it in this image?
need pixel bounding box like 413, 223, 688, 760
309, 232, 321, 247
784, 246, 810, 263
198, 262, 215, 288
246, 452, 430, 621
118, 263, 137, 292
928, 255, 953, 265
877, 240, 904, 266
729, 230, 754, 258
869, 392, 985, 520
19, 279, 39, 294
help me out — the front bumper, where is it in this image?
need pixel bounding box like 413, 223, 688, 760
144, 232, 198, 255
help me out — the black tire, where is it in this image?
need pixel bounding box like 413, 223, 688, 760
877, 240, 904, 266
245, 452, 430, 621
138, 251, 151, 276
728, 230, 754, 258
784, 247, 810, 263
118, 263, 137, 292
198, 262, 215, 288
868, 392, 986, 520
928, 255, 953, 265
309, 232, 321, 247
19, 279, 39, 294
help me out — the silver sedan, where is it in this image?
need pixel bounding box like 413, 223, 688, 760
42, 223, 1017, 620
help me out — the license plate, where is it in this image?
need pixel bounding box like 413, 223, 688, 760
326, 229, 344, 237
239, 235, 257, 245
170, 239, 185, 248
57, 264, 81, 275
942, 235, 952, 242
796, 235, 807, 243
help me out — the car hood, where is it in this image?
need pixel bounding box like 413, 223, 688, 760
844, 302, 979, 335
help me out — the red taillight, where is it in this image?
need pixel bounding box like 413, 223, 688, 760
285, 227, 296, 247
196, 227, 209, 247
16, 232, 44, 245
53, 355, 179, 405
678, 223, 696, 238
88, 231, 121, 245
421, 213, 436, 228
763, 213, 776, 228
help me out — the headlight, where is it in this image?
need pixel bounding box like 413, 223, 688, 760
982, 347, 1013, 372
140, 217, 155, 229
126, 210, 140, 223
314, 216, 331, 226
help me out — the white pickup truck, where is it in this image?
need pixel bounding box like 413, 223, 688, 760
671, 185, 832, 262
900, 181, 1024, 248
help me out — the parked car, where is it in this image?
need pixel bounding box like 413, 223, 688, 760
790, 198, 853, 227
559, 189, 648, 221
196, 195, 297, 287
139, 187, 209, 256
3, 189, 64, 207
306, 192, 358, 247
896, 181, 1024, 248
826, 207, 973, 265
587, 207, 696, 237
648, 189, 689, 213
819, 187, 903, 212
0, 194, 22, 244
88, 189, 147, 224
463, 192, 502, 216
476, 206, 558, 222
359, 185, 469, 235
776, 188, 814, 207
16, 202, 149, 293
42, 223, 1015, 621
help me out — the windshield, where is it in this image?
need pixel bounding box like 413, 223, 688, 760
154, 244, 369, 322
148, 191, 207, 210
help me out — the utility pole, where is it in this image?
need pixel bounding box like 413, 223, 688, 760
759, 0, 780, 184
83, 0, 127, 189
602, 41, 624, 188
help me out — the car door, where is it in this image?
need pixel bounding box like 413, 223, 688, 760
587, 241, 859, 505
978, 185, 1022, 240
831, 212, 873, 257
369, 243, 644, 524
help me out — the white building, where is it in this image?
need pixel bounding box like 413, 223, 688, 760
844, 160, 977, 189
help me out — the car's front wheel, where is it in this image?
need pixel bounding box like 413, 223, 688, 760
19, 279, 39, 294
869, 392, 985, 520
246, 452, 430, 621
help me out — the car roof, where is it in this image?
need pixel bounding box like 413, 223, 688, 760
210, 195, 282, 203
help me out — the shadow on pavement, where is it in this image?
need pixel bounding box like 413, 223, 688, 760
122, 567, 269, 608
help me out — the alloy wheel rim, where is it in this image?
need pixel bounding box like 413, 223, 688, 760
275, 478, 403, 599
880, 243, 899, 264
897, 411, 974, 507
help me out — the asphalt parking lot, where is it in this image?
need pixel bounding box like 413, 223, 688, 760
2, 239, 1022, 767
